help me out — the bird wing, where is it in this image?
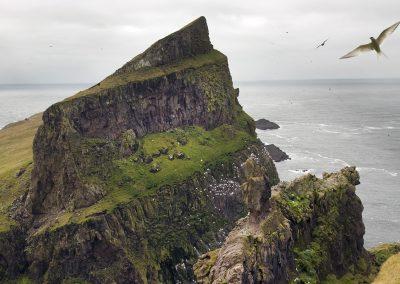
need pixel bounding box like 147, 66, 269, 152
376, 21, 400, 45
340, 43, 374, 59
316, 39, 327, 48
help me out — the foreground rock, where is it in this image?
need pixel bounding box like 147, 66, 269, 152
255, 118, 280, 130
195, 163, 370, 283
265, 144, 290, 162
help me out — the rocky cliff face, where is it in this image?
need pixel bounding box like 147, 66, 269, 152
0, 17, 279, 283
26, 16, 249, 215
194, 163, 369, 283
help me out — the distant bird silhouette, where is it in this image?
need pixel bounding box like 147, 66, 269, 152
340, 21, 400, 59
316, 39, 328, 48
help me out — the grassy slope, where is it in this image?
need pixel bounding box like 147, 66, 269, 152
373, 253, 400, 284
39, 124, 256, 233
0, 113, 42, 232
0, 113, 41, 176
69, 49, 226, 99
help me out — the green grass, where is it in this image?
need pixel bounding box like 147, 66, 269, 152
0, 113, 41, 176
38, 124, 256, 232
369, 243, 400, 267
68, 49, 227, 100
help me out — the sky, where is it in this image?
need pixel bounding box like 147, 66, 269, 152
0, 0, 399, 83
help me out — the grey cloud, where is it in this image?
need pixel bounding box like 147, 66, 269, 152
0, 0, 399, 83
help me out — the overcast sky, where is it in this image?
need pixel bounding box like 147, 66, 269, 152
0, 0, 399, 83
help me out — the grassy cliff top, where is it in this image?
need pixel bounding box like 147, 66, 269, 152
68, 49, 227, 100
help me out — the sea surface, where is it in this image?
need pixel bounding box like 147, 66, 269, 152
0, 84, 90, 128
238, 79, 400, 248
0, 80, 399, 248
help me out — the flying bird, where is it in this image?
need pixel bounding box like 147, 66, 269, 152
340, 21, 400, 59
316, 39, 328, 48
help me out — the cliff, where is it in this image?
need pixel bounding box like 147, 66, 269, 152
0, 17, 278, 283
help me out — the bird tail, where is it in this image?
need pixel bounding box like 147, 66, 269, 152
378, 50, 388, 59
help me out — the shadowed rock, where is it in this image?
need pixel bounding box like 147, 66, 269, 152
265, 144, 290, 162
115, 16, 213, 74
255, 118, 280, 130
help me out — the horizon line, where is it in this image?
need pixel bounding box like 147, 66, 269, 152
1, 77, 400, 85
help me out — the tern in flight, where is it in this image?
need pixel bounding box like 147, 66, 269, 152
340, 21, 400, 59
316, 39, 328, 48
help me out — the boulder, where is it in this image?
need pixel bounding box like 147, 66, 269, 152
255, 119, 280, 130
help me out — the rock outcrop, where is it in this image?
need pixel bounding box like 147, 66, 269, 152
255, 119, 280, 130
194, 165, 370, 283
265, 144, 290, 162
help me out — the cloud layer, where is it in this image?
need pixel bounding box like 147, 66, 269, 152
1, 0, 399, 83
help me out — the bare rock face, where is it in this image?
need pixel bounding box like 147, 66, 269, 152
265, 144, 290, 162
194, 166, 369, 283
115, 16, 213, 74
26, 16, 249, 215
240, 157, 271, 215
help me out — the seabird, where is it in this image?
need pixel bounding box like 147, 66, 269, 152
316, 39, 328, 48
340, 21, 400, 59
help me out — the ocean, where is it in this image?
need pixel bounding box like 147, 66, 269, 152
0, 80, 399, 248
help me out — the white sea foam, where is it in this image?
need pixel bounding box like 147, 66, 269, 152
357, 167, 398, 177
288, 169, 315, 174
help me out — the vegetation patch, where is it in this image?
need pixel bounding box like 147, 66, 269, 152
0, 163, 32, 232
43, 124, 256, 231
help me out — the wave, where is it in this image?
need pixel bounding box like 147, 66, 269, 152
291, 122, 397, 136
288, 169, 316, 174
357, 167, 398, 177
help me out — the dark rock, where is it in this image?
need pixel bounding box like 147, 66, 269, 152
265, 144, 290, 162
144, 156, 153, 164
152, 150, 161, 158
149, 164, 161, 173
175, 152, 186, 159
177, 136, 188, 146
160, 147, 169, 155
115, 16, 213, 75
255, 119, 280, 130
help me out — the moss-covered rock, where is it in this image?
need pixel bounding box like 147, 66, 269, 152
194, 167, 370, 284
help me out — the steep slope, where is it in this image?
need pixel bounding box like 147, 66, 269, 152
0, 17, 279, 283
